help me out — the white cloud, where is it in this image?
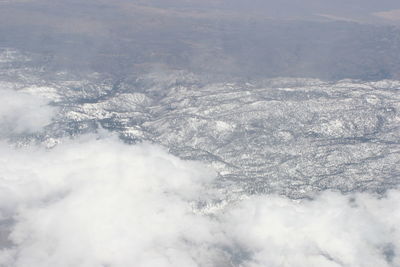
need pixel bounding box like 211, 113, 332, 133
0, 135, 223, 267
222, 192, 400, 267
0, 88, 55, 136
0, 134, 399, 267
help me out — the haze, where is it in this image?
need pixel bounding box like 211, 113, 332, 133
1, 0, 400, 80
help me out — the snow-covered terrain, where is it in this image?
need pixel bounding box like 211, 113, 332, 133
1, 48, 399, 199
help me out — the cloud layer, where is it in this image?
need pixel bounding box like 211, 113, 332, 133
0, 135, 399, 267
0, 87, 55, 136
0, 135, 222, 267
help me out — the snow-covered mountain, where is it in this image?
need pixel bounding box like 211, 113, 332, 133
2, 48, 399, 199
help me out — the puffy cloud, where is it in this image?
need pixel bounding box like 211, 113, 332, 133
0, 134, 399, 267
222, 192, 400, 267
0, 135, 222, 267
0, 88, 55, 136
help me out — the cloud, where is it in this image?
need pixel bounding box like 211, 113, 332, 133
0, 88, 56, 136
0, 134, 399, 267
0, 135, 223, 267
222, 192, 400, 267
